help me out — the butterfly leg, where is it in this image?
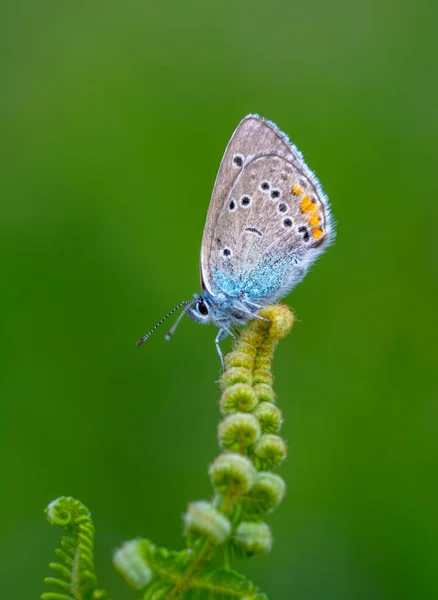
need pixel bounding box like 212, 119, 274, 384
215, 327, 230, 369
244, 300, 262, 310
234, 300, 271, 324
251, 313, 271, 323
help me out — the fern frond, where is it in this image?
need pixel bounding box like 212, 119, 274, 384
112, 306, 294, 598
114, 537, 266, 598
42, 497, 109, 600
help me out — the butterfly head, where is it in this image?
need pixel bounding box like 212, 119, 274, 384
186, 295, 213, 325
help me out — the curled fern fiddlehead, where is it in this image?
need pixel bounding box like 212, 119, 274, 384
42, 305, 294, 599
42, 496, 109, 600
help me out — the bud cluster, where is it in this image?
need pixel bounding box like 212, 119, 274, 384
183, 305, 294, 557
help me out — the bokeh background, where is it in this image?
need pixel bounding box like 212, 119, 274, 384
1, 1, 437, 598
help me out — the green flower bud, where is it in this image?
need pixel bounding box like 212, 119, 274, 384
209, 452, 257, 495
254, 351, 275, 371
238, 328, 263, 348
113, 539, 153, 590
235, 521, 272, 556
244, 472, 286, 515
252, 369, 274, 386
253, 383, 277, 404
220, 383, 259, 414
252, 434, 287, 469
224, 351, 254, 371
218, 413, 261, 451
253, 402, 283, 433
220, 367, 252, 389
184, 501, 231, 545
236, 340, 258, 357
258, 305, 294, 340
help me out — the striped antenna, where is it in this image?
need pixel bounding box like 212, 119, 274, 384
136, 300, 193, 347
164, 301, 193, 341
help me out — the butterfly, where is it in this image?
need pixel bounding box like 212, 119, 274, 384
137, 114, 334, 365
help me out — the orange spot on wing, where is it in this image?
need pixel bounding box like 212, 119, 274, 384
312, 227, 323, 239
301, 195, 315, 212
291, 184, 303, 196
309, 212, 321, 226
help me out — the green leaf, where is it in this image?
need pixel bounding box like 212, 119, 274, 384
184, 568, 264, 598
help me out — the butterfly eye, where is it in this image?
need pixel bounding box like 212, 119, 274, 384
197, 299, 209, 316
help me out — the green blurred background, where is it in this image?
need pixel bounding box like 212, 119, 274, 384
1, 1, 437, 598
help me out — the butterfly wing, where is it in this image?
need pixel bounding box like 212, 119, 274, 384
200, 114, 302, 293
201, 116, 333, 301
